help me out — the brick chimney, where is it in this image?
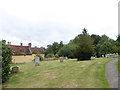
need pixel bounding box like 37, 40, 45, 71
20, 43, 23, 46
28, 43, 31, 48
7, 42, 11, 45
8, 42, 11, 45
2, 40, 6, 44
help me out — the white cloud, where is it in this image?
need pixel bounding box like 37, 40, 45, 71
0, 0, 119, 47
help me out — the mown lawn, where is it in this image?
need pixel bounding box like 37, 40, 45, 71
116, 60, 120, 73
3, 58, 117, 88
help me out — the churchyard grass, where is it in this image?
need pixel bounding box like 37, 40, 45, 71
3, 58, 117, 88
116, 60, 120, 73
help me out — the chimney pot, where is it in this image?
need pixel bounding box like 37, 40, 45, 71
28, 43, 31, 48
8, 42, 11, 45
20, 43, 23, 46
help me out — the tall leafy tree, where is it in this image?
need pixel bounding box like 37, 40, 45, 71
46, 41, 64, 57
91, 34, 101, 45
75, 29, 94, 60
98, 35, 109, 44
57, 45, 74, 58
82, 28, 88, 35
100, 42, 113, 57
91, 34, 101, 57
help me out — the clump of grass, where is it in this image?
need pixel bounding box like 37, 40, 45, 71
116, 60, 120, 73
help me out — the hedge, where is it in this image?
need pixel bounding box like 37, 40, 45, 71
0, 41, 12, 83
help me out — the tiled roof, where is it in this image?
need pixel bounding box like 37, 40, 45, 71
9, 45, 44, 55
9, 45, 32, 55
31, 48, 45, 54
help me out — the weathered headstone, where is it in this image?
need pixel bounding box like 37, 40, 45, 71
59, 57, 64, 62
35, 56, 40, 66
11, 66, 19, 73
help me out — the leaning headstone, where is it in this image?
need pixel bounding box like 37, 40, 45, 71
11, 66, 19, 73
35, 56, 40, 66
59, 57, 64, 62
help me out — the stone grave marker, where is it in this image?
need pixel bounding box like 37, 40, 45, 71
35, 56, 40, 66
59, 57, 64, 62
11, 66, 19, 73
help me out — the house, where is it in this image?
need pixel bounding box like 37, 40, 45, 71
2, 40, 45, 63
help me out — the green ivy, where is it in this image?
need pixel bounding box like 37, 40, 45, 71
0, 41, 12, 83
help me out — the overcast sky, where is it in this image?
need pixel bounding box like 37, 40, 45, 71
0, 0, 119, 48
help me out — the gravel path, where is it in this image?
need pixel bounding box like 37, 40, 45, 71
105, 59, 120, 88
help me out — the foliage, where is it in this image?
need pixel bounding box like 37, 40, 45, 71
57, 45, 75, 58
75, 29, 94, 60
55, 54, 59, 58
99, 42, 113, 57
82, 28, 88, 35
35, 52, 43, 61
117, 34, 120, 55
98, 35, 109, 44
1, 41, 12, 83
95, 44, 102, 57
46, 41, 64, 57
111, 45, 118, 54
91, 34, 101, 46
46, 53, 55, 58
45, 29, 118, 59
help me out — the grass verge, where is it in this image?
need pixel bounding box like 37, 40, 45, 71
116, 60, 120, 73
3, 58, 117, 88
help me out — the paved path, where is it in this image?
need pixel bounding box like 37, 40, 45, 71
106, 59, 120, 88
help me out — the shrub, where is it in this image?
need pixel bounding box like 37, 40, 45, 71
1, 42, 12, 83
75, 34, 94, 61
55, 54, 59, 58
46, 53, 55, 58
35, 52, 43, 61
57, 45, 75, 58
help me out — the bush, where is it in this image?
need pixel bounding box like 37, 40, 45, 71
1, 42, 12, 83
75, 34, 94, 61
55, 54, 59, 58
46, 53, 55, 58
35, 52, 44, 61
57, 45, 75, 58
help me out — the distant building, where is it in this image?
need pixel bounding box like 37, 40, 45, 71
2, 40, 45, 63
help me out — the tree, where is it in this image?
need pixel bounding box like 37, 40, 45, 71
46, 45, 53, 55
91, 34, 101, 45
1, 41, 12, 83
100, 42, 113, 57
96, 44, 102, 57
52, 42, 60, 55
91, 34, 101, 57
116, 34, 120, 55
111, 45, 118, 54
59, 41, 64, 49
98, 35, 109, 44
82, 28, 88, 35
45, 41, 64, 57
75, 29, 94, 60
57, 45, 74, 58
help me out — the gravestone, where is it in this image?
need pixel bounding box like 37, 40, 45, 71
35, 56, 40, 66
59, 57, 64, 62
11, 66, 19, 73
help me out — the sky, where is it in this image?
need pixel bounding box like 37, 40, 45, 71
0, 0, 119, 48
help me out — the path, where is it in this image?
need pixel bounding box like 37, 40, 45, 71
106, 59, 120, 88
